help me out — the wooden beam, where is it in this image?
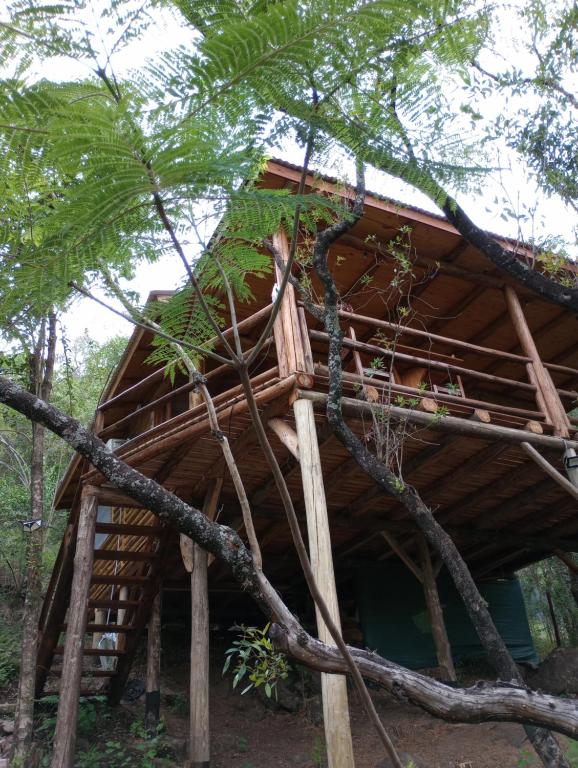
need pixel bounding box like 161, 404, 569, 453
417, 535, 456, 681
53, 647, 125, 658
311, 330, 538, 393
95, 523, 163, 537
189, 478, 223, 768
90, 575, 149, 586
50, 486, 99, 768
268, 417, 300, 460
107, 527, 171, 704
272, 228, 307, 376
93, 550, 157, 562
380, 531, 423, 583
145, 592, 162, 736
297, 390, 578, 451
504, 286, 569, 436
521, 442, 578, 503
293, 398, 354, 768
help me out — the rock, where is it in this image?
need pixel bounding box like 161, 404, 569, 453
376, 753, 422, 768
122, 678, 146, 702
274, 679, 302, 713
0, 721, 14, 736
525, 648, 578, 695
257, 679, 302, 713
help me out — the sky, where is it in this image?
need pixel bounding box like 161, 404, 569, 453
7, 1, 577, 345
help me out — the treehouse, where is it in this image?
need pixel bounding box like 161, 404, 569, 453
38, 159, 578, 767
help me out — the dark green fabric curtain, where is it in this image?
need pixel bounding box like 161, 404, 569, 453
356, 564, 537, 668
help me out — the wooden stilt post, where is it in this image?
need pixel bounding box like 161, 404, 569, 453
91, 609, 105, 651
116, 585, 129, 651
381, 531, 456, 681
145, 591, 162, 736
186, 478, 223, 768
504, 286, 569, 436
293, 398, 355, 768
50, 485, 99, 768
416, 535, 456, 682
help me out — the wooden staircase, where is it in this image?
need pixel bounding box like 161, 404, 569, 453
36, 504, 168, 703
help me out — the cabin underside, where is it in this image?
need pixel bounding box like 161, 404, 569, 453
36, 160, 578, 765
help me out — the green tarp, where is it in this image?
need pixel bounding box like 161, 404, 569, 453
356, 564, 537, 668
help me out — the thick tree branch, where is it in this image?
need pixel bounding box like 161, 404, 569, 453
0, 374, 578, 741
1, 374, 578, 741
311, 160, 570, 768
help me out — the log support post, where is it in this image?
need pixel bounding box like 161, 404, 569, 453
184, 478, 223, 768
272, 228, 308, 377
91, 609, 105, 651
417, 535, 456, 682
145, 591, 162, 736
293, 397, 355, 768
50, 485, 99, 768
116, 585, 129, 651
504, 286, 569, 437
381, 531, 456, 682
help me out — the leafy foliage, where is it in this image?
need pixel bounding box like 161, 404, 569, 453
223, 623, 291, 699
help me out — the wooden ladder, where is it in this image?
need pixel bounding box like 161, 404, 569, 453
37, 508, 167, 703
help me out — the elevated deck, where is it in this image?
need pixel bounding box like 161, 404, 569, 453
38, 160, 578, 705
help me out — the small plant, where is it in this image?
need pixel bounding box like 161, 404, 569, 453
517, 747, 537, 768
311, 736, 326, 767
103, 740, 133, 768
170, 692, 189, 716
443, 381, 461, 395
223, 623, 291, 699
74, 745, 102, 768
238, 735, 248, 753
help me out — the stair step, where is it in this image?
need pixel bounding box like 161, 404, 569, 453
60, 624, 135, 634
93, 550, 157, 562
54, 647, 126, 657
95, 523, 163, 537
50, 669, 117, 677
89, 599, 141, 609
91, 575, 148, 586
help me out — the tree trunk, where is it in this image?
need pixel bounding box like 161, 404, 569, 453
12, 314, 56, 767
306, 163, 570, 767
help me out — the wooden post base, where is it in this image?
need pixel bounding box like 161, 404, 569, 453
293, 398, 355, 768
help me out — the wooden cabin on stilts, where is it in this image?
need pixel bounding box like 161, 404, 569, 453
36, 160, 578, 767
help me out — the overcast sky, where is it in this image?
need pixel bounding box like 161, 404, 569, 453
12, 2, 577, 344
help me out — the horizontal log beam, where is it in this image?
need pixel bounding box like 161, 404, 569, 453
93, 550, 158, 562
311, 331, 537, 393
95, 523, 163, 537
89, 599, 141, 610
99, 303, 274, 412
332, 307, 532, 365
61, 623, 135, 633
297, 390, 578, 451
53, 647, 125, 657
90, 575, 149, 586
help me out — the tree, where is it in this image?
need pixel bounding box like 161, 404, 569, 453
8, 314, 57, 767
0, 2, 577, 767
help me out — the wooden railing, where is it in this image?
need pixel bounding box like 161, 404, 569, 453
95, 305, 275, 442
308, 308, 578, 435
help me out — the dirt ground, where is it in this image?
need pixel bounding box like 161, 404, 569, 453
149, 651, 532, 768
